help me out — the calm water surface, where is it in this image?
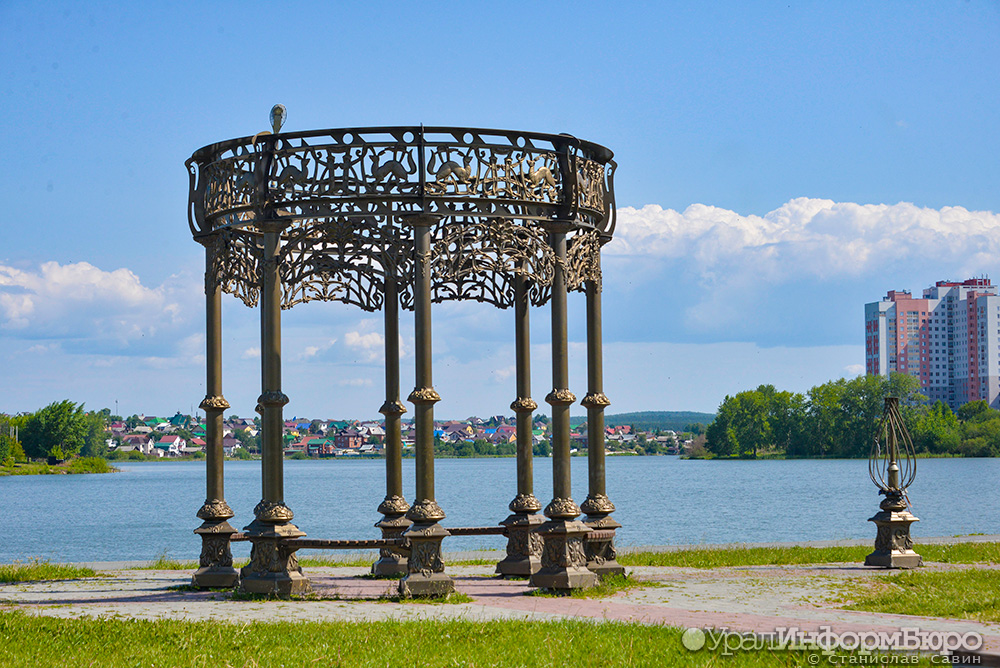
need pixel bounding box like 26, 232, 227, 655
1, 457, 995, 563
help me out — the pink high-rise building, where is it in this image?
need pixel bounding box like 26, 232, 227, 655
865, 278, 1000, 409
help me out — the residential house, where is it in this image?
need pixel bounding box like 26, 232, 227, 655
155, 434, 185, 457
222, 437, 241, 456
120, 434, 156, 456
334, 429, 364, 450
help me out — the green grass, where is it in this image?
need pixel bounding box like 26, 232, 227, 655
0, 457, 118, 476
619, 542, 1000, 568
0, 559, 95, 583
64, 456, 118, 474
0, 611, 912, 667
841, 568, 1000, 622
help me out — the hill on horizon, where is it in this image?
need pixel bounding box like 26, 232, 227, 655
569, 411, 714, 432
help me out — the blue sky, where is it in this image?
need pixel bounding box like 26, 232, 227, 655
2, 1, 999, 420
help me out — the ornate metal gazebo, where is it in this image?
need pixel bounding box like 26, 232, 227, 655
187, 109, 623, 596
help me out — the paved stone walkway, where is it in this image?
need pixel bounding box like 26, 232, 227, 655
3, 558, 1000, 663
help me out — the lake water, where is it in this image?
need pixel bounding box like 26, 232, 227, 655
1, 457, 996, 563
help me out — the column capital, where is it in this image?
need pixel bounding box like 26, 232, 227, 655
544, 496, 581, 520
545, 389, 576, 406
253, 499, 294, 523
509, 492, 543, 514
257, 390, 289, 407
543, 219, 575, 235
581, 392, 610, 408
510, 396, 538, 413
407, 387, 441, 404
580, 493, 616, 516
399, 213, 442, 228
379, 399, 408, 415
197, 498, 235, 521
377, 494, 411, 516
258, 218, 291, 234
200, 395, 231, 411
406, 499, 446, 523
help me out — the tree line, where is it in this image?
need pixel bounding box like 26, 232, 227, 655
704, 373, 1000, 459
1, 400, 110, 464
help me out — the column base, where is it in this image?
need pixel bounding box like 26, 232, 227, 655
584, 514, 626, 579
530, 518, 598, 591
239, 519, 312, 597
192, 519, 239, 589
865, 509, 923, 569
399, 522, 454, 597
372, 514, 412, 577
496, 512, 545, 577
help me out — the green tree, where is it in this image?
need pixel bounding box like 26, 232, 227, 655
231, 446, 252, 460
234, 428, 258, 454
706, 389, 771, 458
683, 423, 706, 436
80, 411, 109, 458
958, 400, 994, 423
910, 401, 961, 454
21, 401, 89, 459
705, 397, 737, 457
533, 440, 550, 457
473, 439, 495, 456
495, 441, 516, 456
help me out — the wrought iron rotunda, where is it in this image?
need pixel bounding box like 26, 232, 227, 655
187, 109, 623, 595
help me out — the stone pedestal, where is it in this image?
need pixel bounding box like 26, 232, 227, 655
240, 511, 312, 597
865, 493, 923, 569
582, 494, 625, 578
191, 500, 239, 589
530, 498, 598, 591
372, 495, 411, 577
399, 514, 454, 597
497, 494, 545, 577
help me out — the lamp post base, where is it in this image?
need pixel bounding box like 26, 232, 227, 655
865, 508, 922, 569
239, 519, 312, 597
584, 514, 625, 579
497, 512, 545, 577
530, 518, 598, 591
192, 519, 239, 589
399, 522, 454, 597
372, 512, 411, 577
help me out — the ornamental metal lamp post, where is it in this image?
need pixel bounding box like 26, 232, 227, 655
865, 397, 923, 569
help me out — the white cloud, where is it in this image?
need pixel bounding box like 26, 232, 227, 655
336, 377, 373, 387
492, 365, 516, 383
605, 199, 1000, 335
607, 198, 1000, 281
344, 330, 384, 362
0, 261, 190, 347
844, 364, 865, 376
242, 347, 261, 359
296, 338, 337, 361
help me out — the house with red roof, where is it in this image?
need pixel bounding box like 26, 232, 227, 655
155, 434, 185, 457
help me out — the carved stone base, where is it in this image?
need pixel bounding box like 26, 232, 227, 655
399, 522, 454, 597
372, 513, 412, 577
865, 509, 923, 569
530, 519, 598, 590
584, 514, 625, 578
239, 519, 312, 597
496, 512, 545, 577
192, 519, 239, 589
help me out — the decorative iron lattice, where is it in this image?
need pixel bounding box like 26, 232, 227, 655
206, 227, 263, 308
188, 126, 616, 309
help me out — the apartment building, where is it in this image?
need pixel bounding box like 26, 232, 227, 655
865, 278, 1000, 409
